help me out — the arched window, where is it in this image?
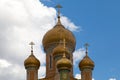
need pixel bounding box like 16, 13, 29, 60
49, 55, 52, 69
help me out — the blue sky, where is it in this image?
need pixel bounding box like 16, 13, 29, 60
41, 0, 120, 80
0, 0, 119, 80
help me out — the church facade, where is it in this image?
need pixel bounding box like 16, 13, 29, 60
24, 7, 95, 80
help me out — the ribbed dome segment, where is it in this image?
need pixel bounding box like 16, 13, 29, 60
42, 17, 76, 52
79, 55, 94, 70
56, 54, 72, 70
24, 54, 40, 69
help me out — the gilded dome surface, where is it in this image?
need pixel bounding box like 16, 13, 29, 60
24, 54, 40, 68
42, 17, 76, 51
56, 55, 72, 70
79, 55, 94, 69
53, 44, 69, 56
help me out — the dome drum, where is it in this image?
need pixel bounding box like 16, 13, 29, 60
80, 66, 94, 71
25, 65, 40, 69
57, 67, 71, 71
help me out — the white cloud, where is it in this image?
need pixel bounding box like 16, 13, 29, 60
39, 66, 46, 78
0, 63, 25, 80
61, 16, 79, 31
75, 74, 81, 79
0, 59, 12, 68
109, 78, 116, 80
92, 78, 95, 80
75, 74, 95, 80
0, 0, 79, 80
73, 48, 85, 65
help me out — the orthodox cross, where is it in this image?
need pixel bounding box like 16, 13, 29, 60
55, 4, 62, 17
29, 42, 35, 55
84, 43, 89, 55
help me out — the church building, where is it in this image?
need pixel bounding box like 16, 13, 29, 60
24, 5, 95, 80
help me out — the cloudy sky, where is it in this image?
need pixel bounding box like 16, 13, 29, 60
0, 0, 120, 80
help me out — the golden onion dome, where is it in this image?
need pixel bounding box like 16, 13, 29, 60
79, 54, 94, 70
56, 54, 72, 70
24, 54, 40, 69
53, 43, 69, 56
42, 17, 76, 52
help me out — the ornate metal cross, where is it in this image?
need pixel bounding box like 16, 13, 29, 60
84, 43, 89, 54
55, 4, 62, 16
29, 42, 35, 54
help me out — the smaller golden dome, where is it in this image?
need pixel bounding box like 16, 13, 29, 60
79, 54, 94, 70
56, 54, 72, 70
24, 54, 40, 69
53, 43, 69, 56
24, 42, 40, 69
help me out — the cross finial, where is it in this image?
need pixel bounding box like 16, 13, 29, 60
55, 4, 62, 17
63, 52, 66, 58
63, 38, 66, 49
84, 43, 89, 55
63, 38, 66, 58
29, 42, 35, 55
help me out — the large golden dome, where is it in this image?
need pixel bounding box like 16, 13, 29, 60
42, 17, 76, 52
79, 54, 94, 70
24, 54, 40, 69
56, 54, 72, 70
